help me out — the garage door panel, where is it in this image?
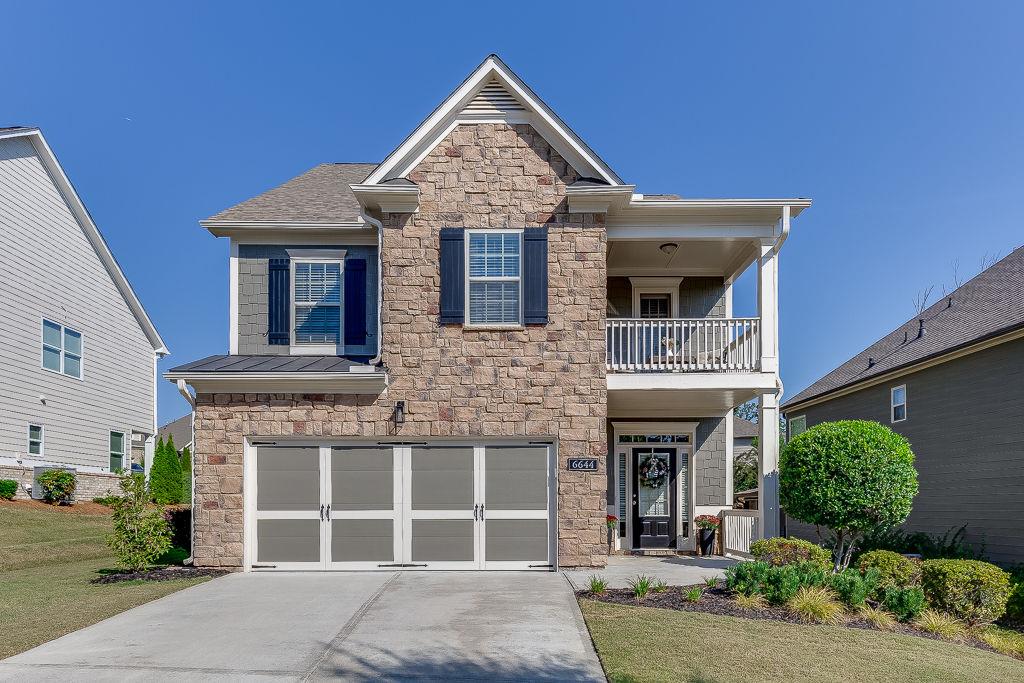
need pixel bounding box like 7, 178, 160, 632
411, 519, 475, 562
331, 447, 393, 511
331, 519, 394, 562
411, 447, 474, 511
257, 447, 320, 512
257, 519, 321, 563
485, 519, 548, 562
485, 447, 548, 511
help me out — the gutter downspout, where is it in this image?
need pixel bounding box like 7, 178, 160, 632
773, 204, 791, 255
176, 379, 197, 566
359, 212, 385, 366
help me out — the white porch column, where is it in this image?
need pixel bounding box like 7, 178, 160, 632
758, 392, 781, 538
144, 434, 155, 483
757, 240, 779, 374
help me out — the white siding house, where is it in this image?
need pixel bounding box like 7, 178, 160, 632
0, 127, 166, 490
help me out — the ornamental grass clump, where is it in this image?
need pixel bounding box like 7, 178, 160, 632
920, 559, 1011, 624
780, 420, 918, 571
703, 575, 719, 590
629, 575, 654, 603
858, 604, 898, 631
587, 575, 608, 595
734, 593, 767, 610
786, 586, 846, 625
683, 587, 702, 603
914, 609, 967, 642
651, 579, 668, 594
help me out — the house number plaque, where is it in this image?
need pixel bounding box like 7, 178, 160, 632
567, 458, 599, 471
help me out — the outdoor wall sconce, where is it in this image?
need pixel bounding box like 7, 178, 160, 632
394, 401, 406, 425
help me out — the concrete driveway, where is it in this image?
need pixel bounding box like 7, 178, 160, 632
0, 572, 604, 682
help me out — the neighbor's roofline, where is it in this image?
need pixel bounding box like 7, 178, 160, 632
363, 53, 624, 187
783, 322, 1024, 413
1, 127, 168, 355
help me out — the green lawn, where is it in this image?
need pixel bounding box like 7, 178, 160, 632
0, 502, 211, 660
580, 599, 1024, 683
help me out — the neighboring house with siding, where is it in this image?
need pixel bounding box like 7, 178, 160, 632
166, 55, 810, 571
783, 246, 1024, 566
0, 127, 168, 499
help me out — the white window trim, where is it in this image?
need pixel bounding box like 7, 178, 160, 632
629, 277, 683, 318
109, 430, 126, 473
891, 385, 907, 423
464, 228, 524, 328
788, 415, 807, 440
28, 424, 44, 457
41, 318, 84, 380
288, 252, 346, 355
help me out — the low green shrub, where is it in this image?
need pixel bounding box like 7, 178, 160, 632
921, 559, 1011, 624
882, 585, 926, 622
683, 587, 702, 603
92, 495, 121, 507
37, 469, 76, 504
107, 473, 172, 571
155, 546, 189, 566
787, 586, 845, 624
587, 575, 608, 594
163, 506, 191, 552
628, 575, 654, 603
750, 537, 832, 570
762, 564, 804, 605
827, 567, 879, 607
725, 561, 772, 597
858, 550, 921, 597
725, 561, 826, 605
0, 479, 17, 500
1004, 567, 1024, 626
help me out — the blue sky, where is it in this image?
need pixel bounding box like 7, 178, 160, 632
3, 2, 1022, 423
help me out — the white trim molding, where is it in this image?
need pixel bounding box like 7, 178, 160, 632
629, 276, 683, 318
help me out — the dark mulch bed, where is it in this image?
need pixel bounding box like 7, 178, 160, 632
91, 567, 229, 584
579, 583, 1021, 658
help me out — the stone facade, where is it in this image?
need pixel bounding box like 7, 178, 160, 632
193, 123, 608, 569
0, 465, 120, 501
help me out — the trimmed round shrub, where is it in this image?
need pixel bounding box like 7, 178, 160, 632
827, 567, 880, 608
780, 420, 918, 570
882, 585, 926, 622
38, 469, 76, 504
750, 537, 832, 570
920, 559, 1011, 624
761, 564, 804, 605
1005, 569, 1024, 625
0, 479, 17, 500
859, 550, 921, 596
725, 560, 772, 597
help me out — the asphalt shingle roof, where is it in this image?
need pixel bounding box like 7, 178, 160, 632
784, 245, 1024, 409
734, 417, 758, 438
158, 414, 192, 448
205, 163, 378, 224
167, 355, 373, 374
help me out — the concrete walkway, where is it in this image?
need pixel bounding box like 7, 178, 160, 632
563, 554, 737, 589
0, 572, 604, 682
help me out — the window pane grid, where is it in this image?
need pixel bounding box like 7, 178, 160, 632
294, 262, 341, 305
28, 425, 43, 455
110, 431, 125, 472
293, 261, 342, 345
467, 232, 521, 324
42, 319, 82, 378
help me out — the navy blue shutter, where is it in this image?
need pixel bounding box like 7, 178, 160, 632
439, 228, 465, 324
523, 227, 548, 325
344, 259, 367, 346
267, 258, 290, 345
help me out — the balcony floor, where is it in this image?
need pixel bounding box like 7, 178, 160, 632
607, 371, 776, 415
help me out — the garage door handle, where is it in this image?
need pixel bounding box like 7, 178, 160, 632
474, 504, 479, 521
320, 504, 325, 521
480, 504, 485, 520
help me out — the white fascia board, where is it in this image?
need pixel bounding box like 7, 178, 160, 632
12, 129, 169, 355
628, 198, 812, 215
201, 220, 370, 238
565, 185, 635, 213
349, 184, 421, 213
363, 55, 623, 187
163, 371, 388, 395
607, 372, 778, 392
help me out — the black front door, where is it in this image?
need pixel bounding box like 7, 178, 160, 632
632, 448, 677, 549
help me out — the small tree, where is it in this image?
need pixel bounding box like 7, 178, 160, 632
180, 446, 192, 504
107, 473, 172, 570
150, 436, 183, 504
780, 420, 918, 571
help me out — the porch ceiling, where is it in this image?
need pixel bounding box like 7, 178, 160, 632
606, 239, 756, 278
607, 387, 758, 416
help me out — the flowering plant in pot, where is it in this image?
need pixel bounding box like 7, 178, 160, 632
606, 515, 618, 551
694, 514, 720, 556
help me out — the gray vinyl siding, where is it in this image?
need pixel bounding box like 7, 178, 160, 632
606, 415, 728, 507
237, 244, 379, 356
0, 137, 155, 471
784, 337, 1024, 566
606, 276, 726, 318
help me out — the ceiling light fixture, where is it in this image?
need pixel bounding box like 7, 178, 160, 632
659, 243, 678, 256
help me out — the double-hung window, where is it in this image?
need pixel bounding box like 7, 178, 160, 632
109, 431, 125, 472
42, 319, 82, 379
891, 385, 907, 423
292, 260, 342, 345
788, 415, 807, 440
467, 230, 522, 325
28, 424, 43, 456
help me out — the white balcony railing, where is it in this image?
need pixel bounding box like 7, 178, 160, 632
606, 317, 761, 372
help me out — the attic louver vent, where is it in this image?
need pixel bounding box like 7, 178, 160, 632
464, 79, 525, 115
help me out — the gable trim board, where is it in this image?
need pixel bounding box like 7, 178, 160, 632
784, 324, 1024, 413
362, 54, 624, 187
0, 128, 168, 355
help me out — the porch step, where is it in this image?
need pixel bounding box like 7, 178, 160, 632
628, 549, 690, 557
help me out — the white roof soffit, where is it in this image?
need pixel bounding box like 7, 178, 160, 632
0, 128, 169, 355
363, 54, 624, 187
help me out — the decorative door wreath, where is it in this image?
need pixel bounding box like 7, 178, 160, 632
638, 454, 669, 488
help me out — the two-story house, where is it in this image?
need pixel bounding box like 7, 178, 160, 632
166, 55, 809, 570
0, 127, 168, 499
